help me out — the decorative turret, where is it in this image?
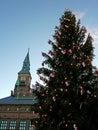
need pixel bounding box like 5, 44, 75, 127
14, 50, 33, 98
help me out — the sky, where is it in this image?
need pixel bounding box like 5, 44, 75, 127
0, 0, 98, 98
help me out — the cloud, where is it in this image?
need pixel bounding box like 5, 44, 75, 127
74, 12, 85, 20
88, 28, 98, 44
73, 11, 98, 44
91, 28, 98, 39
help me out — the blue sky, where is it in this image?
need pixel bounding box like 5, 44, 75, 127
0, 0, 98, 98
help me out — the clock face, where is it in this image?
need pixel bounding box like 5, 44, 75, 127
20, 76, 26, 81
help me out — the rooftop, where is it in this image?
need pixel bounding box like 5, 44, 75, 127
0, 96, 36, 105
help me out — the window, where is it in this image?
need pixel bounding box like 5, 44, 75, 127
26, 108, 29, 111
7, 107, 10, 111
0, 120, 7, 130
9, 121, 16, 130
17, 107, 19, 111
19, 120, 26, 130
29, 121, 35, 130
20, 81, 25, 86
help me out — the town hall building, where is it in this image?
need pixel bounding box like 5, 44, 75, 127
0, 51, 37, 130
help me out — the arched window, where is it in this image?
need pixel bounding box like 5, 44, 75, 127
9, 120, 16, 130
19, 120, 26, 130
0, 120, 7, 130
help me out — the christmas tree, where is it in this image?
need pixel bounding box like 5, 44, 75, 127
32, 10, 98, 130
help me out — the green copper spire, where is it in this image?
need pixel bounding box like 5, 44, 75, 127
15, 79, 20, 87
18, 50, 30, 74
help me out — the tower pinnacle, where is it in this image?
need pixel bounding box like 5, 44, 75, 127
18, 50, 30, 74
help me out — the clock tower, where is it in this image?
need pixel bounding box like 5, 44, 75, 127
14, 50, 33, 98
0, 50, 37, 130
